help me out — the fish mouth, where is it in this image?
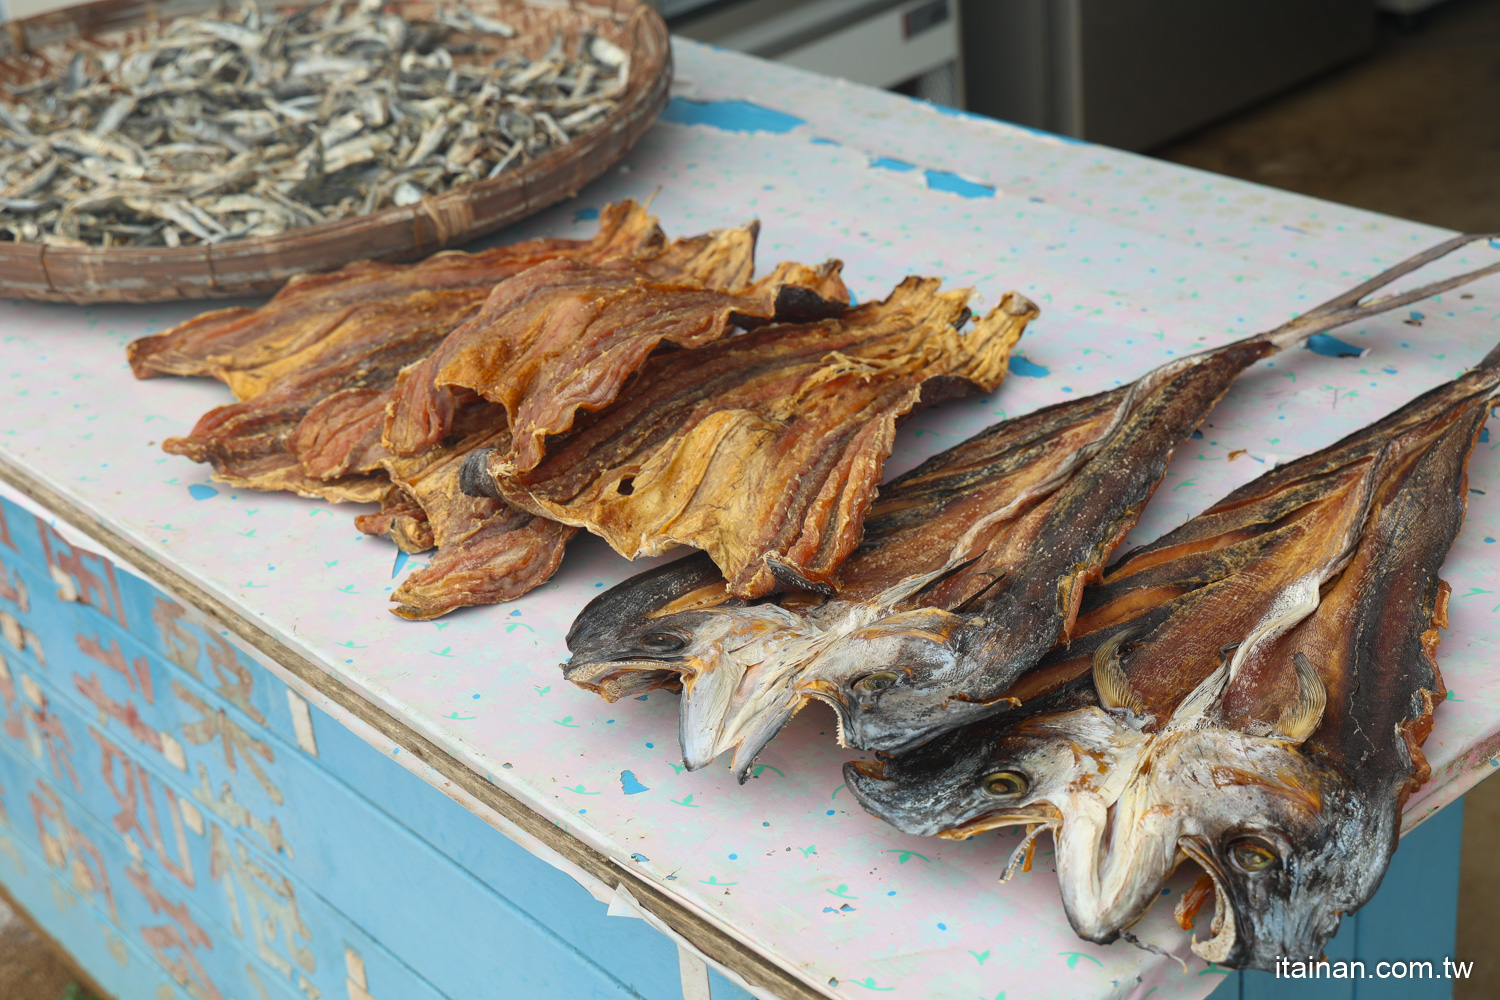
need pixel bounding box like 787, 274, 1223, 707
561, 655, 687, 701
937, 804, 1061, 841
1178, 836, 1240, 964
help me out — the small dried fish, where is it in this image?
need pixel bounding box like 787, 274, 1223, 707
0, 1, 629, 248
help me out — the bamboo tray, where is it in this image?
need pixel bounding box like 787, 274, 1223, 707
0, 0, 671, 303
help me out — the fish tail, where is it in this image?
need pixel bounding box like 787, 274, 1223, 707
1264, 231, 1500, 351
1477, 338, 1500, 374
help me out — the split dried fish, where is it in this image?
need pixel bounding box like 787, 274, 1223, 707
466, 278, 1033, 602
844, 339, 1500, 970
0, 0, 630, 247
561, 232, 1500, 780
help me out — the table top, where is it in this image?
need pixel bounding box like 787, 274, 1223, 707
2, 38, 1499, 1000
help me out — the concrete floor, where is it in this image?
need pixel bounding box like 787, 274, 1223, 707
1156, 2, 1500, 997
0, 894, 92, 1000
1, 2, 1498, 998
1157, 0, 1500, 232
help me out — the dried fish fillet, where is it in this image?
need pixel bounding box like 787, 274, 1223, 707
379, 220, 846, 457
375, 220, 822, 458
474, 277, 1035, 601
442, 257, 851, 473
561, 231, 1500, 780
160, 287, 485, 499
358, 427, 580, 619
128, 200, 663, 391
845, 340, 1500, 971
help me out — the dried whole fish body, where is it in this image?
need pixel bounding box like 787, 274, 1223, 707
1, 1, 634, 249
475, 277, 1035, 603
379, 221, 848, 457
560, 231, 1500, 779
844, 341, 1500, 970
127, 200, 664, 392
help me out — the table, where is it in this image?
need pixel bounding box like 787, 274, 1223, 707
0, 38, 1495, 1000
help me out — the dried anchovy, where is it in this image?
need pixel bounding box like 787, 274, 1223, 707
0, 0, 630, 248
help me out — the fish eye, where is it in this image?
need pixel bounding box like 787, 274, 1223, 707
854, 671, 900, 693
981, 771, 1029, 797
1227, 835, 1281, 873
637, 631, 685, 652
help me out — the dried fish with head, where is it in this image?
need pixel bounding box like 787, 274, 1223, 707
0, 1, 633, 248
844, 339, 1500, 970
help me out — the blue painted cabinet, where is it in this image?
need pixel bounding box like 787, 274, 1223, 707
0, 494, 756, 1000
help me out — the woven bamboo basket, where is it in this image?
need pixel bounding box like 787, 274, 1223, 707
0, 0, 671, 303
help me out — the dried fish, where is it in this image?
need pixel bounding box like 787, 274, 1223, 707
128, 200, 663, 391
468, 278, 1032, 602
0, 1, 631, 247
844, 340, 1500, 970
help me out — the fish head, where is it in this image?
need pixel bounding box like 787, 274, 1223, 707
563, 552, 743, 699
795, 608, 1001, 751
843, 698, 1137, 840
1127, 726, 1387, 971
563, 553, 822, 773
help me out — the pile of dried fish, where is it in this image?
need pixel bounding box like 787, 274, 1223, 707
1, 0, 630, 247
137, 200, 1039, 617
845, 344, 1500, 968
561, 232, 1500, 969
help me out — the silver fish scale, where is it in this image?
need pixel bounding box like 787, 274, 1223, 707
0, 1, 628, 248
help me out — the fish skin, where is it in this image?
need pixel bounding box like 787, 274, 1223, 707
563, 233, 1500, 778
845, 344, 1500, 970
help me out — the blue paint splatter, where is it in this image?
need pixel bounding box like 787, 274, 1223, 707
728, 853, 738, 860
392, 550, 410, 579
937, 923, 947, 930
573, 206, 599, 221
631, 853, 649, 862
188, 484, 218, 500
1304, 334, 1366, 358
1008, 355, 1050, 378
870, 156, 916, 173
924, 169, 995, 199
660, 97, 805, 134
1481, 428, 1490, 444
811, 137, 840, 146
1191, 429, 1204, 440
1485, 537, 1495, 544
620, 770, 650, 794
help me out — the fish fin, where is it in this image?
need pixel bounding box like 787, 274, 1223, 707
1272, 652, 1327, 744
1092, 627, 1148, 717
